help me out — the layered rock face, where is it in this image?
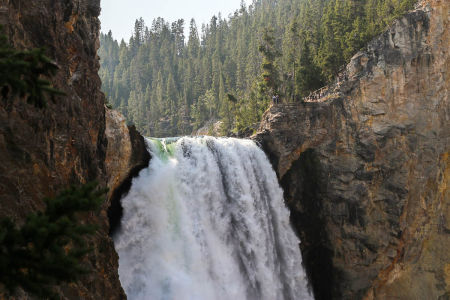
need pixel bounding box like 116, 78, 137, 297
0, 0, 148, 298
255, 1, 449, 299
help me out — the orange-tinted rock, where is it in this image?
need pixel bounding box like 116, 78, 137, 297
254, 1, 449, 299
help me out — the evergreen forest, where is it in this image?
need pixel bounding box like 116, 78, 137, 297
99, 0, 417, 137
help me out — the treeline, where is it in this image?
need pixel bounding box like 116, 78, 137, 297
99, 0, 416, 137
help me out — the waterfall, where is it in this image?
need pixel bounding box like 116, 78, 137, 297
114, 136, 313, 300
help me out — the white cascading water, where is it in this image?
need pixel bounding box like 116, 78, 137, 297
114, 136, 313, 300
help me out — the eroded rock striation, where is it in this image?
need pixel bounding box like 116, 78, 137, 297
255, 1, 449, 299
0, 0, 148, 298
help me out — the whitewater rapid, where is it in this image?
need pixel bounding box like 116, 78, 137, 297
114, 136, 313, 300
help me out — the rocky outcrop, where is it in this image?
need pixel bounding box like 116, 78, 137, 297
0, 0, 148, 299
254, 1, 449, 299
105, 110, 150, 235
105, 109, 150, 199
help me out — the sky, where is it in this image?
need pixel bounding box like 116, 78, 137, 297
100, 0, 250, 42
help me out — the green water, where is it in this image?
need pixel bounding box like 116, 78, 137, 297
149, 137, 179, 161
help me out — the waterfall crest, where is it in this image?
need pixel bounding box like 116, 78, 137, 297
114, 137, 313, 300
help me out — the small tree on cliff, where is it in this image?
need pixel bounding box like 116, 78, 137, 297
0, 182, 106, 299
0, 26, 64, 108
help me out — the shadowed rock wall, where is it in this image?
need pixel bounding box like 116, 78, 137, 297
0, 0, 148, 298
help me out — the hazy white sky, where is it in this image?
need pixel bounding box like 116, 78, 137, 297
100, 0, 250, 42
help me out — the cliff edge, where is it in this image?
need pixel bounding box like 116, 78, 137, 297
255, 1, 449, 299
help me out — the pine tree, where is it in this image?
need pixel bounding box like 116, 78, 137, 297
258, 28, 281, 96
296, 38, 324, 98
0, 27, 64, 108
0, 182, 106, 299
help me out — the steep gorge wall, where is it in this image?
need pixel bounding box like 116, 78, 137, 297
0, 0, 148, 298
255, 1, 449, 299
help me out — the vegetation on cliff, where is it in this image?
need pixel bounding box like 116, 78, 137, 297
1, 1, 127, 298
0, 27, 64, 108
99, 0, 416, 137
0, 182, 106, 299
0, 37, 103, 295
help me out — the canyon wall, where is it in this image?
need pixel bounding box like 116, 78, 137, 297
0, 0, 148, 298
0, 0, 448, 299
255, 1, 449, 299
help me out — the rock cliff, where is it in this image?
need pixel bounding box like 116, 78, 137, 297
255, 1, 449, 299
105, 110, 150, 236
0, 0, 148, 298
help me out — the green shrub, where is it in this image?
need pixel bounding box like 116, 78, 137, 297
0, 26, 64, 108
0, 182, 107, 299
